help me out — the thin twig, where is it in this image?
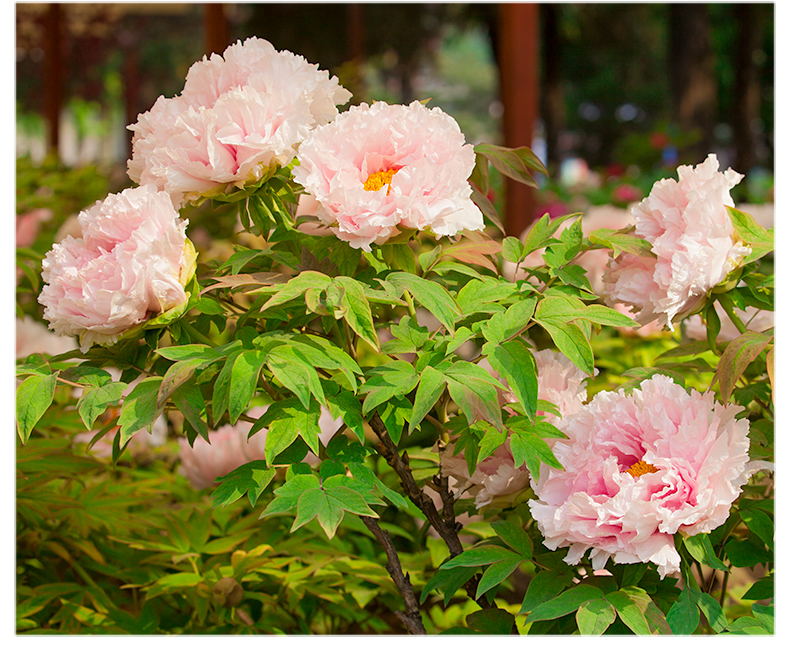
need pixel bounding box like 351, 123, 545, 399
360, 516, 425, 635
368, 414, 483, 603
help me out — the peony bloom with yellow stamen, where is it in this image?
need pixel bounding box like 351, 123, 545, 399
529, 375, 766, 577
293, 101, 484, 250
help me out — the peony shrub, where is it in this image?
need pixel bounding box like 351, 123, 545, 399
16, 39, 774, 636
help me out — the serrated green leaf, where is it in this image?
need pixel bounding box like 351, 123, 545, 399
117, 377, 162, 445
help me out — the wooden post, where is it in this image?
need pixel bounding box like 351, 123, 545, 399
498, 3, 539, 237
42, 3, 64, 156
204, 4, 229, 56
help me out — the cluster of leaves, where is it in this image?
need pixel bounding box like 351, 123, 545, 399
16, 144, 774, 634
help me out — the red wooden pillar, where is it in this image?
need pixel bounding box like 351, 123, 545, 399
498, 3, 539, 237
42, 3, 64, 156
204, 4, 229, 56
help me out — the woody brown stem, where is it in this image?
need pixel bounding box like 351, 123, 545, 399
360, 516, 425, 634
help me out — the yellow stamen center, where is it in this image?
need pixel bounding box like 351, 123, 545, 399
625, 460, 659, 478
363, 168, 399, 194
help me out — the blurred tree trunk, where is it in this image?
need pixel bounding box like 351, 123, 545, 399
733, 3, 761, 173
541, 3, 563, 171
668, 4, 716, 161
42, 3, 64, 155
498, 3, 539, 236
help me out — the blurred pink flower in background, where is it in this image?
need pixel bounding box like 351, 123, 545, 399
16, 208, 52, 248
684, 305, 774, 342
530, 375, 762, 577
38, 185, 190, 351
128, 37, 350, 205
604, 155, 750, 328
293, 100, 483, 250
16, 316, 75, 359
179, 406, 343, 490
612, 183, 642, 204
441, 348, 590, 508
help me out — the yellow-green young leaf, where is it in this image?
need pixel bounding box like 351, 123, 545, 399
521, 212, 580, 256
713, 331, 772, 402
260, 270, 331, 311
261, 399, 322, 459
588, 228, 655, 257
502, 236, 524, 263
211, 352, 239, 425
476, 423, 507, 465
333, 276, 380, 349
77, 381, 127, 429
576, 598, 616, 635
16, 373, 57, 442
606, 587, 671, 635
388, 272, 461, 333
727, 206, 773, 263
228, 350, 265, 424
157, 359, 202, 408
360, 361, 419, 414
325, 389, 365, 443
117, 377, 163, 445
409, 367, 446, 433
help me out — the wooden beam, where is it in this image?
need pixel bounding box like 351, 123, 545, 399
204, 4, 229, 56
42, 3, 64, 155
498, 3, 539, 236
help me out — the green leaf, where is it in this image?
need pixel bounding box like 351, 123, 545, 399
480, 298, 536, 344
491, 520, 533, 558
228, 350, 265, 424
724, 538, 771, 567
520, 212, 579, 257
325, 388, 365, 443
666, 587, 700, 634
509, 428, 563, 480
713, 331, 772, 402
483, 340, 537, 416
742, 575, 773, 601
77, 381, 127, 429
117, 377, 163, 445
291, 334, 362, 390
212, 461, 275, 508
519, 572, 574, 614
447, 377, 502, 429
421, 566, 478, 605
261, 399, 322, 459
333, 276, 380, 349
260, 270, 331, 311
388, 272, 461, 332
536, 319, 594, 375
16, 373, 57, 442
605, 587, 670, 635
409, 367, 446, 433
694, 591, 729, 633
267, 345, 324, 409
502, 236, 524, 263
525, 584, 604, 622
441, 546, 520, 569
576, 598, 616, 635
684, 533, 728, 571
172, 381, 209, 442
740, 508, 773, 548
476, 422, 508, 465
588, 227, 655, 257
475, 557, 521, 599
360, 361, 419, 414
727, 206, 773, 263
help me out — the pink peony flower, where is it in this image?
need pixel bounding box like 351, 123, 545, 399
16, 316, 75, 358
128, 37, 351, 205
293, 101, 484, 250
441, 349, 590, 507
604, 155, 750, 328
38, 185, 191, 351
179, 406, 342, 490
529, 375, 761, 577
